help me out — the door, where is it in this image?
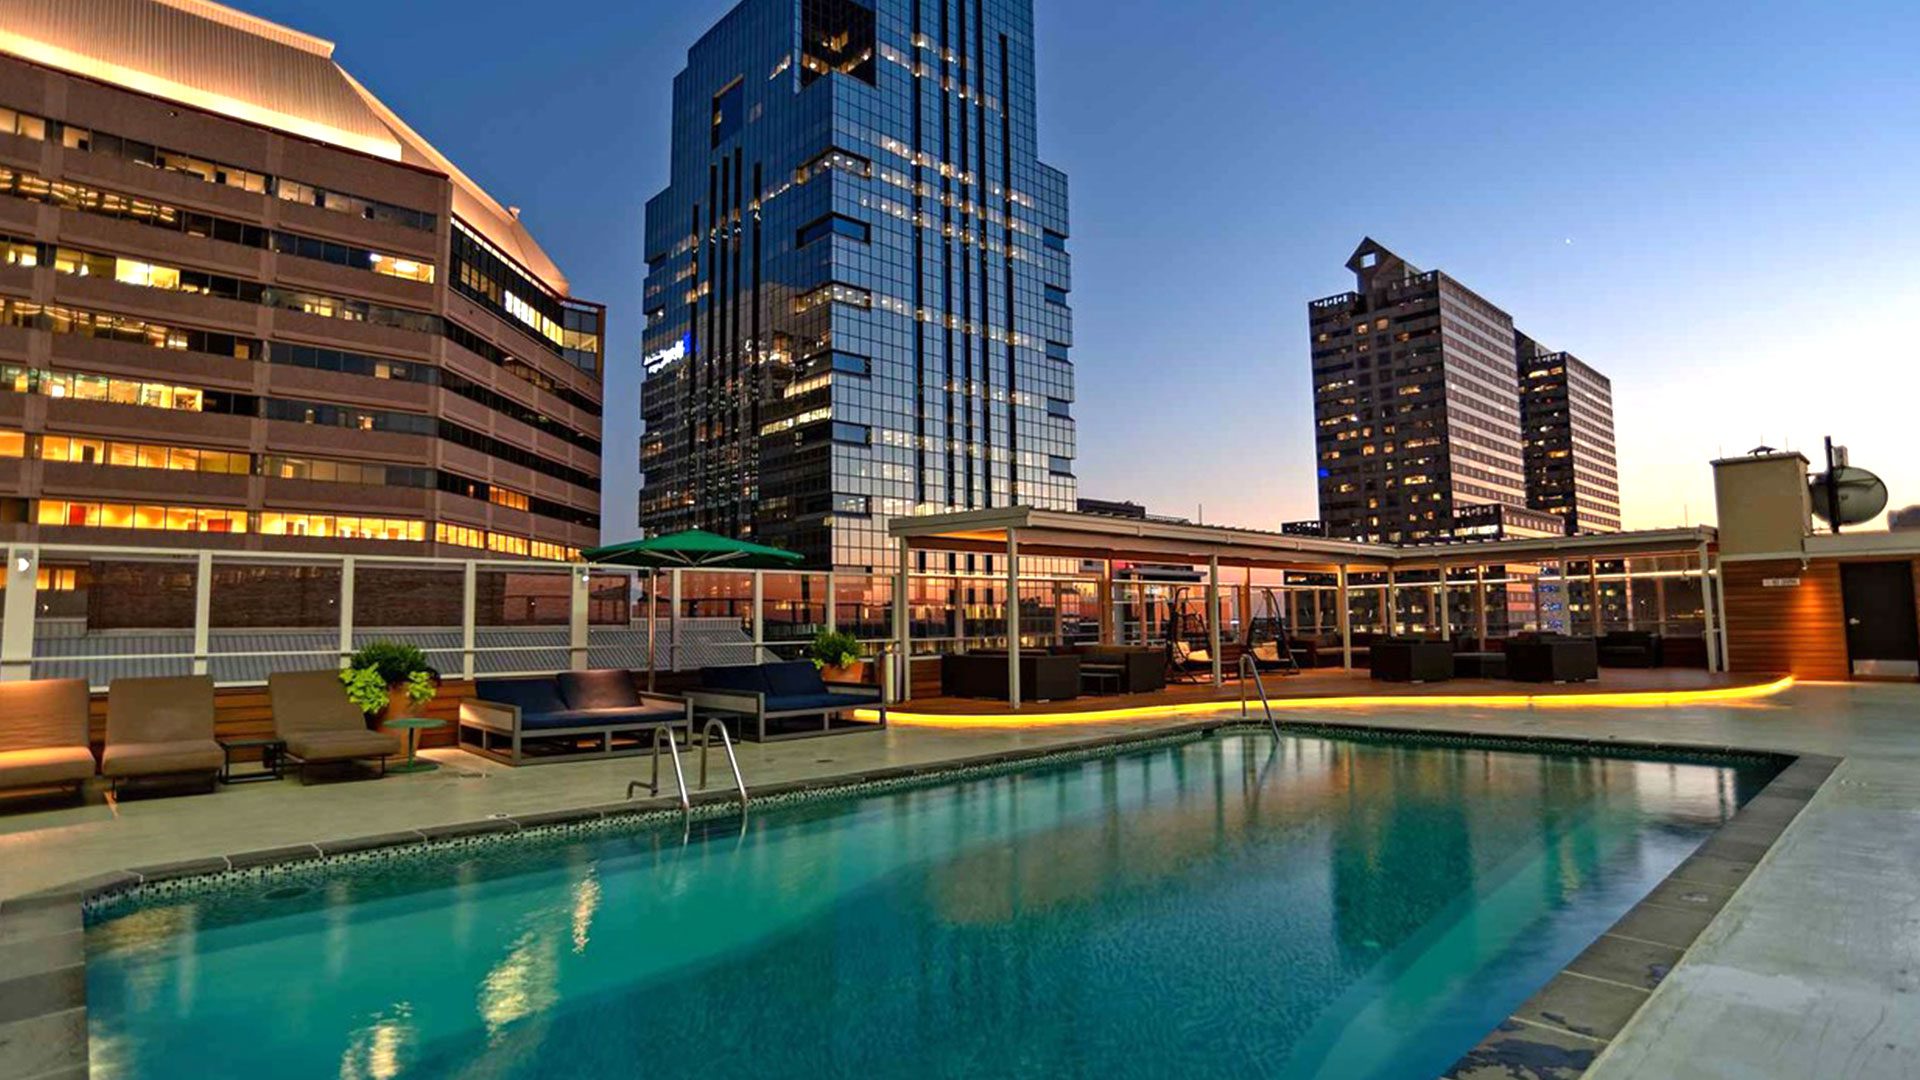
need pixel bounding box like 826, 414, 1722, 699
1840, 562, 1920, 679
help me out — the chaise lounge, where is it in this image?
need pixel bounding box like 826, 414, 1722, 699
690, 661, 886, 742
102, 674, 223, 794
268, 670, 401, 782
461, 669, 692, 766
0, 678, 95, 801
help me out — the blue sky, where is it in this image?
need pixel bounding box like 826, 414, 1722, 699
240, 0, 1920, 537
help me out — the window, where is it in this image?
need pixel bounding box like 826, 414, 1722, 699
831, 421, 870, 446
1044, 285, 1070, 307
1046, 397, 1072, 420
1045, 340, 1071, 364
37, 500, 245, 533
42, 436, 248, 474
711, 80, 744, 148
793, 282, 872, 313
800, 0, 877, 86
260, 512, 424, 542
822, 350, 871, 376
1042, 229, 1068, 253
796, 213, 871, 247
833, 493, 871, 516
1048, 455, 1074, 476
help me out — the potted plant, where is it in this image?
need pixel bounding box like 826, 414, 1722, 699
808, 629, 867, 684
340, 640, 439, 731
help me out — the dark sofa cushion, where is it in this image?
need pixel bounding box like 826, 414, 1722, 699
477, 678, 567, 716
702, 665, 771, 694
518, 705, 683, 732
764, 661, 828, 698
766, 692, 877, 714
557, 670, 640, 711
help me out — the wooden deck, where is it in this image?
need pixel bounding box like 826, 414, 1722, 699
894, 667, 1789, 721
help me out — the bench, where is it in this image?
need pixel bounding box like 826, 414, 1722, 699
688, 661, 886, 742
460, 670, 692, 766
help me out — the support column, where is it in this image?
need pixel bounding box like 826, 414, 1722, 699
1699, 541, 1721, 673
1589, 561, 1603, 637
1006, 531, 1021, 709
191, 550, 212, 676
1713, 551, 1730, 674
569, 564, 590, 671
669, 568, 683, 672
1655, 576, 1669, 636
894, 538, 911, 703
461, 561, 477, 680
646, 569, 659, 692
1337, 565, 1352, 671
1207, 555, 1223, 687
1100, 559, 1115, 644
1475, 564, 1489, 649
825, 572, 838, 632
1, 547, 38, 680
338, 556, 356, 668
1385, 568, 1398, 637
1438, 564, 1450, 643
750, 569, 765, 663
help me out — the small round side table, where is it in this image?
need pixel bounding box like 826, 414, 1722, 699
386, 716, 448, 774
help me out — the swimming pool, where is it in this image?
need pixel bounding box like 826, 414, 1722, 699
86, 731, 1777, 1079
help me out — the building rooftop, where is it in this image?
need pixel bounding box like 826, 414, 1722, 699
0, 0, 575, 295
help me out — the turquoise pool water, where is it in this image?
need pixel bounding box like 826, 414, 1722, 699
87, 732, 1777, 1079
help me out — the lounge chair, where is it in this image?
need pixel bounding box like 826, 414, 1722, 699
460, 670, 691, 766
0, 677, 95, 800
1167, 640, 1213, 682
268, 670, 401, 782
688, 661, 885, 742
102, 674, 222, 793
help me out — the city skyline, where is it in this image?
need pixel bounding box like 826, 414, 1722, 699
230, 0, 1920, 538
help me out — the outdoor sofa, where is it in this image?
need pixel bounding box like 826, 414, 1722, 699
942, 652, 1080, 702
1506, 636, 1600, 683
461, 669, 692, 766
0, 677, 94, 800
268, 670, 400, 781
691, 661, 886, 741
1369, 639, 1455, 683
102, 675, 223, 793
1598, 631, 1665, 668
1051, 644, 1166, 693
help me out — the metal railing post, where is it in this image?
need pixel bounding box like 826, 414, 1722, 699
0, 546, 38, 680
337, 556, 355, 668
569, 563, 590, 671
191, 550, 213, 676
461, 560, 477, 680
825, 571, 837, 632
669, 568, 682, 672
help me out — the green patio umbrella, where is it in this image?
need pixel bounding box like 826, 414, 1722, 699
583, 530, 805, 687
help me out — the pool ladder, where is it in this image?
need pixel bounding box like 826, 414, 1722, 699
626, 720, 749, 813
1239, 654, 1282, 740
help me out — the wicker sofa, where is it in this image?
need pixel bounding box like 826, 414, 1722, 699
941, 651, 1081, 702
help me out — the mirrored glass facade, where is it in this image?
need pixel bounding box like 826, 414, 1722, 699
641, 0, 1077, 570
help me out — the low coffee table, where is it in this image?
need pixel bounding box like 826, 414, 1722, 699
1454, 651, 1508, 679
1081, 664, 1124, 695
386, 716, 447, 774
217, 737, 285, 784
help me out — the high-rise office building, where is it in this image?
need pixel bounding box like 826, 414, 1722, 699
1517, 333, 1620, 533
640, 0, 1077, 570
1307, 239, 1618, 542
0, 0, 604, 559
1308, 239, 1533, 543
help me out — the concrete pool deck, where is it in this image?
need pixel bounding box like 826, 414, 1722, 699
2, 680, 1916, 1079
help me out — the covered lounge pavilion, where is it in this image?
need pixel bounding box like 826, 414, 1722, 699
887, 507, 1741, 712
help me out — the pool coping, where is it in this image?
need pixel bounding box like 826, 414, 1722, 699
0, 716, 1838, 1080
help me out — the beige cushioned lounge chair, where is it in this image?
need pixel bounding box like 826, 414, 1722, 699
0, 678, 95, 796
268, 670, 400, 780
102, 674, 223, 789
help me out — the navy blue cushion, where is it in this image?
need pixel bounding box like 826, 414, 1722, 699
477, 678, 567, 715
763, 661, 827, 698
518, 706, 681, 732
557, 670, 639, 711
766, 692, 877, 714
701, 665, 770, 694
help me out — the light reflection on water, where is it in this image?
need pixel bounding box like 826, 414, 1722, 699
87, 734, 1776, 1080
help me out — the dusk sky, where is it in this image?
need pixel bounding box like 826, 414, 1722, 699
241, 0, 1920, 539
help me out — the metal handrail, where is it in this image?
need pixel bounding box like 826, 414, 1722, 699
626, 726, 690, 811
1239, 654, 1282, 739
698, 719, 749, 808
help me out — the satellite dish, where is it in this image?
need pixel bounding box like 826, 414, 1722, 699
1809, 466, 1889, 526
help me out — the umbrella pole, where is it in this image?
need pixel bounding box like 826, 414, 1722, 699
647, 568, 658, 692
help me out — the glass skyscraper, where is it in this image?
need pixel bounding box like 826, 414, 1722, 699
640, 0, 1077, 571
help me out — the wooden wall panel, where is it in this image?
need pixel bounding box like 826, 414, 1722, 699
1722, 559, 1848, 679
